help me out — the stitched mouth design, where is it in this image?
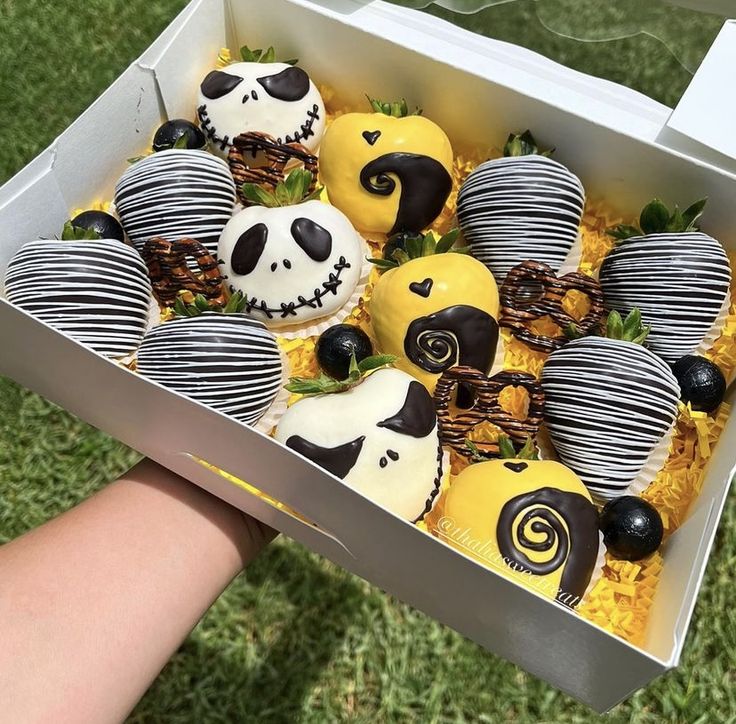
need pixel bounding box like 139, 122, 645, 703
197, 103, 321, 152
236, 256, 351, 320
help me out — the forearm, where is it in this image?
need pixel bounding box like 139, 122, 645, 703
0, 459, 273, 724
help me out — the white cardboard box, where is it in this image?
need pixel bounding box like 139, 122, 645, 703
1, 0, 735, 712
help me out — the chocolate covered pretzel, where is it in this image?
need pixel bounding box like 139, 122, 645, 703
142, 237, 226, 307
434, 366, 544, 458
228, 131, 318, 205
499, 260, 604, 352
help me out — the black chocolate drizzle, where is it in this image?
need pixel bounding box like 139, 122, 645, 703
496, 487, 599, 607
359, 152, 453, 234
286, 435, 365, 478
377, 381, 437, 438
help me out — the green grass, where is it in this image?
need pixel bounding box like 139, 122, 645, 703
0, 1, 734, 721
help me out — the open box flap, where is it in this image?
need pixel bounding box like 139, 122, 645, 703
310, 1, 736, 173
658, 20, 736, 175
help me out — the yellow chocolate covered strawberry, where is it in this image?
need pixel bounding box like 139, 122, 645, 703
319, 98, 453, 235
435, 438, 600, 608
370, 230, 499, 395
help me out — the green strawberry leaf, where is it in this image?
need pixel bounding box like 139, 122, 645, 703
607, 310, 624, 340
622, 307, 642, 340
639, 199, 670, 235
173, 134, 190, 150
498, 435, 518, 459
682, 197, 707, 230
391, 249, 411, 266
405, 234, 423, 260
435, 228, 460, 254
367, 257, 399, 270
606, 224, 642, 241
666, 207, 686, 233
357, 354, 397, 373
517, 436, 539, 461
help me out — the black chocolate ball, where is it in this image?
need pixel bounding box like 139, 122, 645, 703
316, 324, 373, 380
152, 119, 207, 152
70, 210, 125, 242
671, 355, 726, 413
383, 231, 423, 261
600, 496, 664, 561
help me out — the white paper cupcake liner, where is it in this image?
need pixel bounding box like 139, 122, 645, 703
272, 238, 372, 340
580, 531, 607, 606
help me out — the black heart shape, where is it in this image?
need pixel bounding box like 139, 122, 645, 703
362, 130, 382, 146
409, 278, 433, 298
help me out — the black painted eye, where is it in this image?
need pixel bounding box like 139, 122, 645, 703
377, 381, 436, 438
231, 223, 268, 275
256, 67, 310, 102
291, 218, 332, 262
200, 70, 243, 99
286, 435, 365, 478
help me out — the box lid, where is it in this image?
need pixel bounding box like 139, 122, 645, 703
376, 1, 735, 171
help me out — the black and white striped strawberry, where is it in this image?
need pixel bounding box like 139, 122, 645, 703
600, 198, 731, 364
114, 149, 236, 260
4, 221, 152, 358
541, 310, 680, 502
136, 292, 283, 426
457, 130, 585, 283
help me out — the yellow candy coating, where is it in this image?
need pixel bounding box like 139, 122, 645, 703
319, 112, 454, 235
371, 254, 499, 394
436, 459, 599, 607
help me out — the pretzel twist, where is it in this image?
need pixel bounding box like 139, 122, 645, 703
228, 131, 318, 205
142, 237, 226, 307
499, 260, 604, 352
434, 366, 545, 458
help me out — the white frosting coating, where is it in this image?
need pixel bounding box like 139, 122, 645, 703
599, 231, 731, 363
219, 200, 363, 328
136, 313, 282, 426
541, 336, 680, 501
196, 61, 326, 159
457, 154, 585, 282
274, 368, 442, 521
114, 149, 236, 260
4, 239, 152, 358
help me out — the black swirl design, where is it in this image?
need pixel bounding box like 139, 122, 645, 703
404, 305, 498, 375
496, 487, 599, 607
359, 152, 452, 234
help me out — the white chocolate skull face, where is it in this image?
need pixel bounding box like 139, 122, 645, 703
196, 62, 326, 158
275, 368, 442, 521
219, 200, 363, 328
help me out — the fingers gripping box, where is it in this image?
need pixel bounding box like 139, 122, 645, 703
1, 0, 735, 712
